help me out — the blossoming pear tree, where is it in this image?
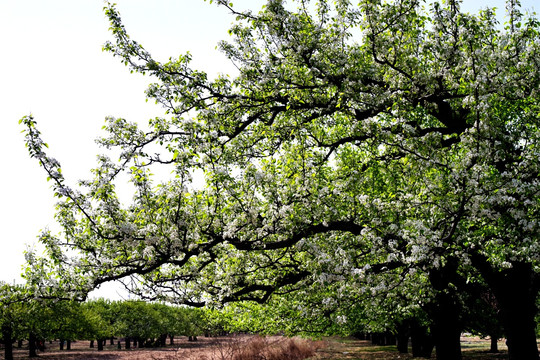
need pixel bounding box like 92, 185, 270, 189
22, 0, 539, 359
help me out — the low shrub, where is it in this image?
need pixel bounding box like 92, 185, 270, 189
167, 335, 322, 360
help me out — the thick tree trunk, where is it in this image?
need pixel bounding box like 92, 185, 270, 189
90, 340, 94, 348
97, 338, 104, 351
411, 322, 433, 358
501, 304, 538, 360
2, 324, 14, 360
489, 337, 498, 353
426, 257, 462, 360
67, 340, 71, 350
410, 324, 423, 357
432, 328, 461, 360
431, 292, 462, 360
60, 339, 65, 350
397, 335, 409, 354
397, 333, 409, 354
498, 267, 539, 360
472, 257, 539, 360
125, 337, 131, 349
428, 262, 463, 360
169, 334, 174, 345
385, 333, 396, 345
28, 332, 37, 358
396, 322, 410, 354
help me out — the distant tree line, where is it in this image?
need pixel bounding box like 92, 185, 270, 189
0, 286, 210, 360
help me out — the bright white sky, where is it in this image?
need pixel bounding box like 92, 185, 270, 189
0, 0, 536, 299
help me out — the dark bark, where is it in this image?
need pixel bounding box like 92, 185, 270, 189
159, 334, 167, 347
60, 339, 64, 350
428, 259, 463, 360
411, 322, 434, 358
67, 340, 71, 350
28, 332, 37, 358
90, 340, 94, 348
472, 256, 540, 360
489, 337, 498, 353
385, 333, 396, 346
169, 334, 174, 345
497, 267, 539, 360
432, 325, 461, 360
17, 340, 22, 348
397, 335, 409, 353
396, 322, 410, 354
2, 324, 14, 360
370, 332, 397, 346
430, 293, 462, 360
502, 303, 539, 360
354, 333, 366, 340
97, 338, 104, 351
117, 340, 122, 349
411, 325, 423, 357
125, 337, 131, 349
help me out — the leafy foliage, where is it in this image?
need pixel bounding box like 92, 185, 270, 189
20, 0, 540, 358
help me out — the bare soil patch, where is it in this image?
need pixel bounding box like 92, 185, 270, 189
7, 335, 322, 360
3, 335, 521, 360
315, 336, 511, 360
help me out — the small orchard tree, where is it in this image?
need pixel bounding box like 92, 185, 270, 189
1, 284, 86, 358
82, 299, 116, 350
112, 300, 161, 347
48, 301, 88, 350
0, 283, 27, 360
22, 1, 540, 359
150, 303, 194, 345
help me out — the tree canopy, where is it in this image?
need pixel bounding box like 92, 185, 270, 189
21, 0, 540, 359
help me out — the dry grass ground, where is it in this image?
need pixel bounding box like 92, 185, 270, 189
316, 335, 511, 359
2, 334, 527, 360
5, 336, 321, 360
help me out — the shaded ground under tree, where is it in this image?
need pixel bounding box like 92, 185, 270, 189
1, 335, 532, 360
